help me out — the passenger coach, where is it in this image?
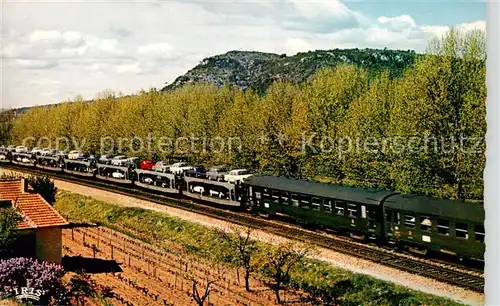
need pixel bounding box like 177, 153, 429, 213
244, 176, 396, 240
383, 194, 485, 260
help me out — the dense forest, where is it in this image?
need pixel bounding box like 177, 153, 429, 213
162, 48, 418, 93
4, 28, 486, 201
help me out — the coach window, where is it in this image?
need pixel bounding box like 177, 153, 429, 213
255, 191, 261, 200
420, 216, 432, 232
300, 195, 310, 209
311, 197, 321, 211
281, 191, 289, 204
475, 224, 485, 243
335, 201, 345, 216
291, 194, 299, 207
455, 222, 468, 239
347, 203, 357, 218
271, 190, 280, 204
437, 219, 450, 236
404, 214, 415, 228
263, 188, 270, 199
324, 199, 333, 213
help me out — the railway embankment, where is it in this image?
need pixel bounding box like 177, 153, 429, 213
0, 167, 485, 305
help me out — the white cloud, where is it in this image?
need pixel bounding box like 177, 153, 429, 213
137, 42, 175, 59
422, 20, 486, 38
16, 59, 57, 69
27, 29, 85, 47
377, 15, 417, 31
28, 30, 62, 44
116, 63, 143, 75
40, 90, 58, 97
92, 38, 122, 55
285, 38, 313, 54
0, 1, 486, 108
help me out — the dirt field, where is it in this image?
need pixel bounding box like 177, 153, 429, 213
62, 226, 310, 306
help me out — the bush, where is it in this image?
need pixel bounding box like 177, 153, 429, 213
0, 208, 22, 258
0, 257, 68, 305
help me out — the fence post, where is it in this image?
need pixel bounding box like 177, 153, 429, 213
111, 245, 114, 260
72, 228, 74, 241
97, 227, 100, 249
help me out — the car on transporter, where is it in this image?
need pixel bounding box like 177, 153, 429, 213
30, 147, 44, 155
170, 162, 194, 175
139, 159, 156, 170
224, 169, 253, 184
206, 165, 229, 181
185, 166, 207, 178
110, 155, 128, 166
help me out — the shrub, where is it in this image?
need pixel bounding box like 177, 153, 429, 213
0, 208, 22, 258
0, 257, 68, 305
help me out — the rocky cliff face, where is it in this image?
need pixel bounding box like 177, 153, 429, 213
161, 48, 418, 93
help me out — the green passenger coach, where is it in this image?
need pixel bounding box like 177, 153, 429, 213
244, 175, 396, 240
383, 194, 485, 261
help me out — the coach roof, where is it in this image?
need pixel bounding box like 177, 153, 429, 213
244, 175, 395, 205
384, 194, 485, 223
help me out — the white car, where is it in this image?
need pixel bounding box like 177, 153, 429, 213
144, 177, 154, 184
6, 145, 16, 152
224, 169, 253, 184
31, 147, 43, 154
68, 150, 84, 159
112, 172, 125, 179
21, 157, 31, 163
125, 157, 139, 166
192, 186, 204, 194
40, 148, 57, 156
99, 154, 114, 164
0, 153, 7, 160
170, 162, 194, 175
15, 146, 28, 153
111, 155, 128, 166
152, 161, 171, 173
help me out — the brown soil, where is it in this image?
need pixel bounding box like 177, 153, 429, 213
62, 226, 311, 306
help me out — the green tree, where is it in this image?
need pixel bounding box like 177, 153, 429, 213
0, 207, 22, 258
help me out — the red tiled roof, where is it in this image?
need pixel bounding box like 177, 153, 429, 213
0, 179, 69, 229
0, 180, 22, 201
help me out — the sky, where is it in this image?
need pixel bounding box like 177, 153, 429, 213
1, 0, 487, 109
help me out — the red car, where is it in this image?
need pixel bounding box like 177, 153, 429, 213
139, 159, 156, 170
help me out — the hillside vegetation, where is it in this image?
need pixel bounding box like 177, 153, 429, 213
162, 48, 417, 93
9, 28, 486, 200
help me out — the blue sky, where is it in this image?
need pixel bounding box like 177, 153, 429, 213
1, 0, 487, 108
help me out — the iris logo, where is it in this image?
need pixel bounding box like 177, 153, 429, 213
12, 280, 45, 302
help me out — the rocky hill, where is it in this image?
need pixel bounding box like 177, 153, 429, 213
161, 48, 418, 93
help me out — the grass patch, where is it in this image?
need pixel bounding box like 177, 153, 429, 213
55, 190, 466, 306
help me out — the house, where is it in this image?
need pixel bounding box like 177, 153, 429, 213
0, 178, 69, 264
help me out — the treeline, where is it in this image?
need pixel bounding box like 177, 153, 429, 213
9, 29, 486, 200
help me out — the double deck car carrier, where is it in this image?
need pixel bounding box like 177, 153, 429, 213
64, 159, 96, 177
96, 163, 134, 184
135, 169, 178, 194
184, 176, 243, 207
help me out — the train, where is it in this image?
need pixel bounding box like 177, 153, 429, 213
0, 148, 485, 263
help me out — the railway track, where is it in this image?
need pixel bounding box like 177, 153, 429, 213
1, 164, 485, 293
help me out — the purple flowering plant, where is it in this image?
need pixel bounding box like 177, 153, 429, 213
0, 257, 67, 304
